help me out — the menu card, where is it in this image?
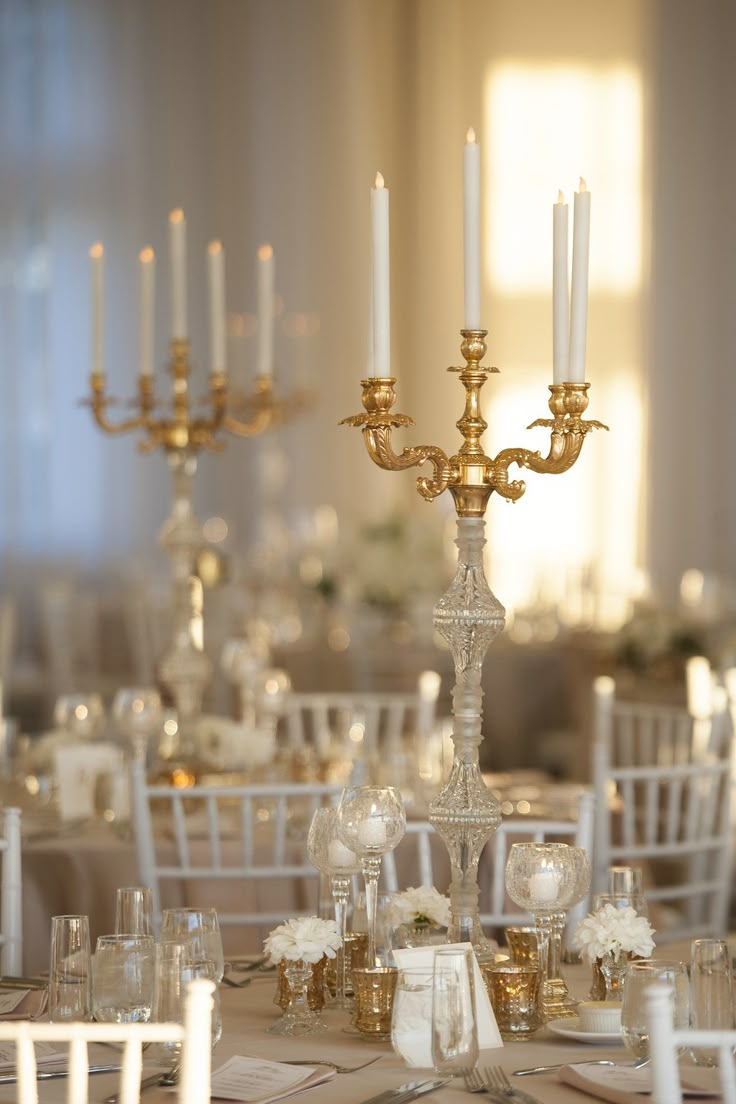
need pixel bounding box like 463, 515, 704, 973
0, 1041, 66, 1071
559, 1063, 721, 1101
210, 1057, 335, 1102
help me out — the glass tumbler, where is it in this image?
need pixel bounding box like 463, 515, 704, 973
690, 938, 734, 1066
621, 960, 689, 1059
152, 942, 222, 1058
431, 948, 478, 1075
92, 934, 154, 1022
115, 887, 153, 937
48, 915, 92, 1022
391, 968, 434, 1068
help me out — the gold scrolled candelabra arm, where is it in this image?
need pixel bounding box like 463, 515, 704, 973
222, 376, 277, 438
86, 372, 154, 437
340, 378, 453, 501
491, 383, 608, 502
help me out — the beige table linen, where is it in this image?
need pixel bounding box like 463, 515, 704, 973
0, 947, 719, 1104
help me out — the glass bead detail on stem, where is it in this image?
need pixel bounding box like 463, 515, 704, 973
336, 786, 405, 967
307, 807, 362, 1008
504, 843, 582, 1019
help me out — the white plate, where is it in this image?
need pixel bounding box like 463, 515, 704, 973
547, 1016, 624, 1045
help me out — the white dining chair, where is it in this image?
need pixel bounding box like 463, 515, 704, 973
0, 806, 22, 974
382, 821, 439, 892
479, 790, 595, 932
647, 981, 736, 1103
0, 977, 213, 1104
130, 758, 343, 932
592, 676, 733, 940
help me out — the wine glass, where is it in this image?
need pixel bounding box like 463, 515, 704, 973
112, 688, 163, 759
160, 907, 225, 983
307, 807, 361, 1007
53, 694, 105, 739
336, 786, 405, 967
504, 843, 581, 1018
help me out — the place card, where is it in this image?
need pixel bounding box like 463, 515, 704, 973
0, 1041, 64, 1071
53, 742, 123, 821
210, 1056, 334, 1102
0, 991, 28, 1016
391, 941, 503, 1056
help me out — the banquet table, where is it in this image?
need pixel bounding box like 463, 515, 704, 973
0, 941, 720, 1104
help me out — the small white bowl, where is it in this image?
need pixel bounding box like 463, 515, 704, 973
577, 1001, 623, 1033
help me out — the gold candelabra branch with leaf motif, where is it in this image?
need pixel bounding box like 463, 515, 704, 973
341, 329, 607, 517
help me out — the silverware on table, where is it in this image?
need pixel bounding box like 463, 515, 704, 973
104, 1061, 181, 1104
0, 1064, 120, 1085
465, 1067, 541, 1103
221, 974, 252, 989
513, 1056, 652, 1077
280, 1056, 381, 1074
360, 1077, 452, 1104
0, 975, 48, 990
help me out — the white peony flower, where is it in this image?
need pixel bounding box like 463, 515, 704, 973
264, 916, 342, 964
574, 903, 655, 963
385, 886, 451, 928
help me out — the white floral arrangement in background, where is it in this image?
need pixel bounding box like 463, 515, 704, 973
574, 903, 655, 963
264, 916, 342, 964
385, 886, 451, 929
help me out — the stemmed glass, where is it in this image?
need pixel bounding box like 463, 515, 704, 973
112, 688, 163, 759
545, 846, 591, 1017
336, 786, 406, 967
307, 807, 362, 1007
54, 694, 105, 739
504, 843, 582, 1019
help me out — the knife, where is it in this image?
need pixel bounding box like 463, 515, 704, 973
359, 1078, 453, 1104
0, 1064, 120, 1085
0, 976, 48, 990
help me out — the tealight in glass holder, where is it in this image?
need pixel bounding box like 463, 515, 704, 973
336, 786, 406, 967
504, 842, 583, 1020
307, 806, 362, 1007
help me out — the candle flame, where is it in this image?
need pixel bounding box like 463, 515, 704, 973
579, 177, 587, 193
257, 243, 273, 261
139, 246, 154, 264
466, 127, 476, 143
208, 240, 223, 256
169, 208, 185, 224
374, 171, 385, 189
557, 190, 565, 204
89, 242, 103, 260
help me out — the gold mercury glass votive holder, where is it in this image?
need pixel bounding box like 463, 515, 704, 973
274, 956, 327, 1011
505, 926, 541, 970
352, 966, 398, 1039
325, 932, 369, 997
481, 963, 545, 1040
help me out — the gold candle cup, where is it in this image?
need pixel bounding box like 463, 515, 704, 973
481, 963, 544, 1040
274, 956, 327, 1011
505, 926, 540, 970
352, 966, 398, 1038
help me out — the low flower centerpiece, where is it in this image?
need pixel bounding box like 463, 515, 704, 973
574, 903, 655, 1002
264, 916, 342, 1036
385, 886, 451, 948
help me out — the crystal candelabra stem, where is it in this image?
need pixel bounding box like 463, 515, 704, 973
157, 450, 212, 758
361, 856, 382, 968
542, 910, 578, 1018
532, 912, 553, 1008
331, 875, 351, 1007
428, 517, 504, 959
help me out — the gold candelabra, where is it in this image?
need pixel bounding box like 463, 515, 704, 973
86, 339, 301, 760
343, 328, 607, 964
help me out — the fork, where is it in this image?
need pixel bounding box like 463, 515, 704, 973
280, 1056, 382, 1074
464, 1067, 541, 1104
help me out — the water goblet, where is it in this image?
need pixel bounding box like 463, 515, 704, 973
431, 948, 478, 1074
115, 886, 153, 937
504, 842, 581, 1019
621, 960, 689, 1059
307, 806, 361, 1007
92, 934, 154, 1022
336, 785, 406, 967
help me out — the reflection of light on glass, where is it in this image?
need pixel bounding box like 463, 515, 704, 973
75, 704, 89, 720
349, 722, 365, 743
485, 64, 642, 293
680, 568, 705, 608
517, 800, 531, 815
203, 516, 228, 543
164, 718, 178, 737
328, 626, 350, 652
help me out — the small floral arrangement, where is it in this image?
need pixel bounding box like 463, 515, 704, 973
385, 886, 451, 929
574, 903, 655, 963
264, 916, 342, 965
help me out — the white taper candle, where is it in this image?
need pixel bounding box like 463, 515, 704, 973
207, 240, 227, 375
371, 172, 390, 377
256, 244, 275, 377
569, 178, 591, 384
89, 242, 104, 376
552, 191, 569, 385
169, 208, 187, 340
138, 246, 155, 377
463, 128, 481, 330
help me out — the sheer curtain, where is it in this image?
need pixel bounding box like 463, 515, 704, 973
0, 0, 732, 623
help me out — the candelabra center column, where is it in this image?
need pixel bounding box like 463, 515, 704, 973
428, 517, 505, 959
157, 449, 212, 758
